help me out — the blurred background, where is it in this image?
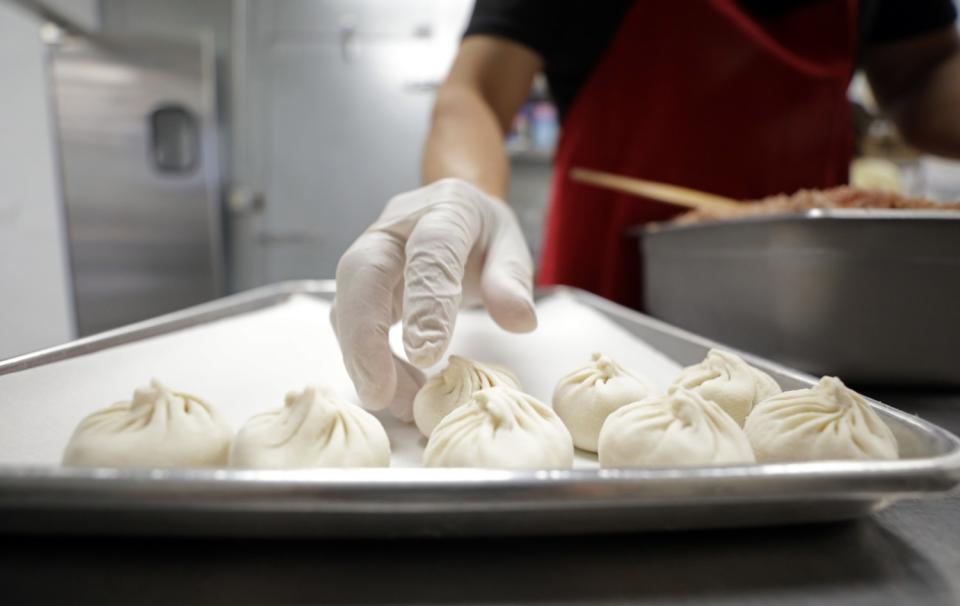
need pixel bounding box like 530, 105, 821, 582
1, 0, 959, 359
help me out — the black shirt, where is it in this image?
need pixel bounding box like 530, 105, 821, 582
464, 0, 958, 119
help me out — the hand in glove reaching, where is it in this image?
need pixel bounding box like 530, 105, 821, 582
332, 178, 537, 420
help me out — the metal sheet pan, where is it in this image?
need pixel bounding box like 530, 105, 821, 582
643, 209, 960, 386
0, 281, 958, 537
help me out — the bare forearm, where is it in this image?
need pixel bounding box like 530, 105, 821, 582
865, 28, 960, 158
422, 84, 511, 198
888, 51, 960, 158
421, 36, 541, 199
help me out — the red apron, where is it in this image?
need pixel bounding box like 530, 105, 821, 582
538, 0, 859, 309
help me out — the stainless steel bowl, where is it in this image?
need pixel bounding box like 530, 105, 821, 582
642, 209, 960, 386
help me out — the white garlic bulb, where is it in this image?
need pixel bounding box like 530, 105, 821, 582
62, 380, 233, 468
230, 385, 391, 468
413, 355, 520, 437
598, 388, 755, 467
670, 349, 781, 425
553, 352, 657, 452
744, 376, 898, 462
424, 385, 573, 469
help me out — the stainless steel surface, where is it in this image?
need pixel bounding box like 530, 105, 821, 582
4, 395, 960, 605
50, 33, 223, 336
0, 281, 958, 538
5, 465, 959, 604
643, 209, 960, 386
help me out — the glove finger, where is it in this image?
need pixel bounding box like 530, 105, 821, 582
480, 218, 537, 333
388, 281, 420, 422
334, 230, 406, 410
391, 278, 404, 325
388, 355, 425, 423
402, 203, 481, 367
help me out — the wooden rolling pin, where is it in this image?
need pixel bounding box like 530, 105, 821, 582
570, 167, 741, 211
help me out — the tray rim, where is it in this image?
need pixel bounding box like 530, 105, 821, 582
639, 208, 960, 237
1, 281, 958, 509
0, 280, 335, 377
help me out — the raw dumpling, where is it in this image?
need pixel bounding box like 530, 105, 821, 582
413, 355, 520, 438
230, 385, 390, 468
744, 376, 898, 462
424, 385, 573, 469
553, 352, 657, 452
598, 388, 755, 467
62, 380, 232, 468
669, 349, 781, 426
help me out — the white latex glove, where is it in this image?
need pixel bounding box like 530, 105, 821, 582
332, 178, 537, 421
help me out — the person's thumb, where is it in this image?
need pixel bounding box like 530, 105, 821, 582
480, 217, 537, 333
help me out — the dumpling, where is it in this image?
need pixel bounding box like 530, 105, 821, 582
552, 352, 657, 452
598, 388, 755, 467
413, 355, 520, 438
424, 385, 573, 469
744, 376, 898, 462
230, 385, 390, 468
669, 349, 781, 426
62, 379, 232, 468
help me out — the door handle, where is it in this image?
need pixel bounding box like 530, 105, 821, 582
227, 188, 265, 215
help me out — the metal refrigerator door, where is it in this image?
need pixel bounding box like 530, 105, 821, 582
230, 0, 472, 286
50, 34, 223, 335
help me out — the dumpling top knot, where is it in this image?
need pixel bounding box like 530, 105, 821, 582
816, 376, 859, 410
131, 379, 207, 414
131, 379, 173, 407
590, 352, 620, 377
667, 390, 700, 428
284, 384, 339, 413
473, 388, 515, 430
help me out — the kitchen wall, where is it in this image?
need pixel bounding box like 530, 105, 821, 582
0, 2, 77, 358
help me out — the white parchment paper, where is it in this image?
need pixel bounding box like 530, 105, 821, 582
0, 291, 683, 467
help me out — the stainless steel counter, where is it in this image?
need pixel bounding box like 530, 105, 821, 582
1, 388, 958, 605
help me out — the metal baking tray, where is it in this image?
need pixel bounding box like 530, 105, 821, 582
643, 209, 960, 386
0, 280, 958, 538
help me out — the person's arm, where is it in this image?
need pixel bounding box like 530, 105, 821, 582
864, 26, 960, 158
422, 35, 543, 197
333, 36, 543, 416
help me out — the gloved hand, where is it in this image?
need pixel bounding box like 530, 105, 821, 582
332, 178, 537, 420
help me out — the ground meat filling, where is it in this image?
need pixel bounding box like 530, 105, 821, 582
674, 187, 960, 225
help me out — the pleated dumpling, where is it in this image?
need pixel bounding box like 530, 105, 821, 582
744, 376, 898, 462
413, 355, 520, 437
230, 385, 390, 468
670, 349, 781, 426
598, 388, 755, 467
62, 379, 233, 468
424, 385, 573, 469
553, 352, 657, 453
